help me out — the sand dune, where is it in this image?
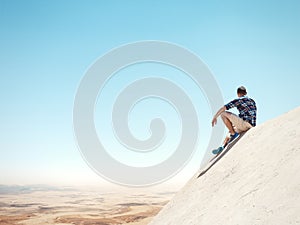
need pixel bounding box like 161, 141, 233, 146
150, 106, 300, 224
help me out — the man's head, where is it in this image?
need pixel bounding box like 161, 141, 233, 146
237, 86, 247, 97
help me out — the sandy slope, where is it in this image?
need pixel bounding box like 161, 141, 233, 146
150, 106, 300, 225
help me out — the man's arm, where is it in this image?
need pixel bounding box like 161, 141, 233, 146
211, 106, 226, 127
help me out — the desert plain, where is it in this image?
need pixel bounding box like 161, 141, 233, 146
0, 184, 176, 225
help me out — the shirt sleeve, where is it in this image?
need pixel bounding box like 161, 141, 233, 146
225, 99, 239, 110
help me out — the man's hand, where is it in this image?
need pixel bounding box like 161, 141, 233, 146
212, 106, 226, 127
212, 117, 217, 127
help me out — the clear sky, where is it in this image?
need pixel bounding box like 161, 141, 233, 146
1, 0, 300, 187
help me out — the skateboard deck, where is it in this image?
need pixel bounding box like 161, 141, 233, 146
197, 132, 246, 178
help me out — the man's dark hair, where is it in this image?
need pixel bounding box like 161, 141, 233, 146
237, 86, 247, 95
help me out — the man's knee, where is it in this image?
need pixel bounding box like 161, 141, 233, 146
221, 111, 231, 119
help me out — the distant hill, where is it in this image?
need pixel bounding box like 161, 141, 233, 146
0, 185, 73, 194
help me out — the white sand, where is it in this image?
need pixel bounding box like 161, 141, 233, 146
149, 106, 300, 225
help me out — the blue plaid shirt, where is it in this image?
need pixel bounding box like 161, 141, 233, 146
225, 96, 257, 126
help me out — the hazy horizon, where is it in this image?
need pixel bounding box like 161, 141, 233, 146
1, 0, 300, 187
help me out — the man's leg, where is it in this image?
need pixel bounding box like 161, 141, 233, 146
225, 112, 253, 133
223, 134, 230, 147
221, 112, 236, 135
212, 113, 236, 154
212, 134, 231, 154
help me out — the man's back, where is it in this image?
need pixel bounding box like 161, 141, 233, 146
225, 96, 257, 126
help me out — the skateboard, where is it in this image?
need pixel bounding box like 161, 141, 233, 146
197, 132, 246, 178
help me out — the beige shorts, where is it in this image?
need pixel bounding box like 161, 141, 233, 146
225, 112, 253, 133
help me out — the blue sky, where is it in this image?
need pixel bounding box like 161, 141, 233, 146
1, 0, 300, 186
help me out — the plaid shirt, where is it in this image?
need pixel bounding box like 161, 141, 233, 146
225, 96, 257, 126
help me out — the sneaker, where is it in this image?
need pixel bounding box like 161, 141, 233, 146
212, 146, 224, 155
228, 132, 240, 144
